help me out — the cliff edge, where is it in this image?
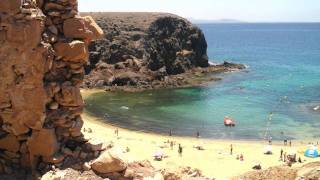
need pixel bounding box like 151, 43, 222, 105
81, 12, 245, 91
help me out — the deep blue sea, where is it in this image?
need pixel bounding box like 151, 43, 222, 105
85, 23, 320, 140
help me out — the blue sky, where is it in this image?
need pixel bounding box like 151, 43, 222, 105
79, 0, 320, 22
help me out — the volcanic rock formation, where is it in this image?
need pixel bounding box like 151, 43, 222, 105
82, 13, 245, 91
0, 0, 103, 176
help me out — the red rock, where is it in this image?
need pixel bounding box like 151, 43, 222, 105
55, 82, 84, 107
27, 129, 59, 157
6, 19, 43, 49
70, 130, 82, 137
54, 40, 88, 63
85, 139, 106, 151
70, 116, 83, 132
20, 152, 30, 168
0, 30, 6, 42
0, 134, 20, 152
0, 0, 104, 171
62, 147, 73, 156
44, 3, 65, 11
19, 142, 28, 153
0, 0, 21, 14
124, 160, 156, 179
91, 151, 127, 174
63, 16, 104, 42
83, 16, 104, 40
43, 153, 65, 164
82, 162, 91, 171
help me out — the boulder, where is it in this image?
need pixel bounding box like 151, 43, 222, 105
0, 134, 20, 152
91, 151, 127, 174
54, 41, 89, 63
63, 16, 104, 42
0, 0, 21, 14
27, 129, 59, 157
123, 160, 156, 179
0, 0, 104, 173
6, 19, 44, 49
83, 16, 104, 40
55, 82, 84, 107
44, 2, 65, 11
85, 139, 107, 151
0, 48, 47, 136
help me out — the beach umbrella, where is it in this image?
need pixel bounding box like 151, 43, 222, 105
304, 145, 319, 158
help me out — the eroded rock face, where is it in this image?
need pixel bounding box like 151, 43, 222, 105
82, 13, 212, 89
0, 0, 103, 175
146, 16, 209, 74
91, 150, 127, 174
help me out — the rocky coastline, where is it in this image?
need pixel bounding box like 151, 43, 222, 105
81, 12, 245, 92
0, 2, 319, 179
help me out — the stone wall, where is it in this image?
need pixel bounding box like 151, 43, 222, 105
0, 0, 103, 175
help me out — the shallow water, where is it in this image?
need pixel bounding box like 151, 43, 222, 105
85, 23, 320, 140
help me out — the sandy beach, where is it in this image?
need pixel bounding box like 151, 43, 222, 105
81, 89, 320, 179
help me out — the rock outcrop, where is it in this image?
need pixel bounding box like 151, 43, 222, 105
82, 12, 245, 91
0, 0, 103, 176
91, 150, 127, 174
41, 159, 213, 180
145, 16, 209, 73
232, 162, 320, 180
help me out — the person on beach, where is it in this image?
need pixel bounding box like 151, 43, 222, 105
280, 149, 283, 160
170, 141, 174, 150
196, 130, 200, 138
169, 129, 172, 136
230, 144, 233, 155
289, 140, 292, 147
240, 154, 244, 161
178, 144, 183, 156
268, 136, 272, 145
284, 139, 288, 146
115, 128, 119, 137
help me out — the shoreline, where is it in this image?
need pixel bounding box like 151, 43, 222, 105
84, 62, 246, 92
81, 89, 320, 179
81, 89, 319, 143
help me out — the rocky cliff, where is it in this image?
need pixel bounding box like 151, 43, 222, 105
0, 0, 103, 176
0, 3, 213, 179
82, 12, 245, 91
232, 162, 320, 180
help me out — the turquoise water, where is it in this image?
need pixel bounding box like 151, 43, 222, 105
85, 23, 320, 140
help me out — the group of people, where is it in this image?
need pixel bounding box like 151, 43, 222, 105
280, 148, 302, 164
135, 128, 307, 166
283, 139, 292, 146
231, 144, 244, 161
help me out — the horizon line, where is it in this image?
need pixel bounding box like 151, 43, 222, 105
79, 11, 320, 23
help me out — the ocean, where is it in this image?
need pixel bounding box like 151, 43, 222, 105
85, 23, 320, 140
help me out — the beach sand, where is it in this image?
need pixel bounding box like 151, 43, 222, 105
81, 89, 319, 179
